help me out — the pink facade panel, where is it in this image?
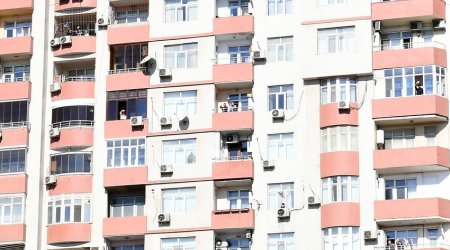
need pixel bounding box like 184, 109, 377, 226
321, 203, 360, 228
0, 36, 33, 56
50, 128, 94, 150
372, 0, 445, 21
53, 36, 96, 57
320, 152, 359, 178
373, 146, 450, 170
0, 128, 29, 147
0, 0, 33, 11
103, 216, 147, 237
106, 71, 150, 91
47, 223, 91, 244
0, 224, 26, 243
212, 159, 254, 180
213, 63, 253, 84
212, 111, 254, 131
108, 23, 150, 45
320, 103, 358, 128
0, 174, 27, 195
48, 175, 92, 195
104, 166, 148, 187
372, 95, 449, 119
373, 48, 447, 69
0, 82, 30, 101
51, 81, 95, 101
374, 198, 450, 221
213, 15, 254, 35
55, 0, 96, 11
104, 119, 149, 139
211, 209, 255, 229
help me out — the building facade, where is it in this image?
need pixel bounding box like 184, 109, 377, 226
0, 0, 449, 249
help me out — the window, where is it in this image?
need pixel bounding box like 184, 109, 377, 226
427, 229, 439, 247
106, 138, 146, 167
384, 66, 446, 97
381, 31, 413, 51
2, 65, 30, 83
47, 194, 91, 224
5, 21, 31, 38
226, 93, 250, 112
267, 37, 293, 62
110, 196, 144, 217
385, 178, 416, 200
323, 227, 359, 250
322, 176, 359, 204
112, 43, 148, 71
51, 106, 94, 127
268, 183, 294, 210
228, 45, 251, 64
228, 190, 250, 209
268, 0, 292, 15
112, 246, 144, 250
50, 153, 91, 175
165, 0, 197, 23
425, 126, 437, 146
0, 195, 25, 224
229, 0, 250, 16
164, 91, 197, 117
319, 0, 348, 6
164, 43, 198, 69
227, 140, 250, 159
385, 230, 418, 247
229, 239, 250, 250
66, 69, 95, 82
268, 233, 294, 250
106, 90, 147, 121
268, 85, 294, 110
163, 139, 196, 165
113, 5, 149, 24
0, 149, 26, 174
0, 100, 28, 126
320, 78, 357, 104
321, 126, 358, 153
161, 237, 195, 250
162, 188, 196, 213
318, 27, 355, 54
267, 133, 293, 160
384, 128, 415, 149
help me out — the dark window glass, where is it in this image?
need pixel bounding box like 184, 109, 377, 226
50, 153, 91, 175
106, 90, 147, 121
0, 149, 26, 173
51, 106, 94, 125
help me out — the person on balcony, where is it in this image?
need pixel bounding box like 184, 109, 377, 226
119, 110, 127, 120
415, 81, 424, 95
220, 103, 227, 113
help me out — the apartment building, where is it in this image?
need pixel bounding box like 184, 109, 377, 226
0, 0, 448, 249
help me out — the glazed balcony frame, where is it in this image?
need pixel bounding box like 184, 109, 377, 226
211, 208, 255, 230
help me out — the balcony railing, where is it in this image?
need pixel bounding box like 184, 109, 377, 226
374, 243, 450, 249
214, 106, 252, 113
108, 67, 148, 75
213, 155, 252, 162
0, 121, 28, 129
62, 76, 95, 82
51, 120, 94, 128
374, 40, 446, 51
0, 76, 30, 83
212, 56, 252, 65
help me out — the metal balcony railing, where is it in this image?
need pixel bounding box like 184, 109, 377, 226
374, 243, 450, 250
62, 76, 95, 82
212, 55, 252, 65
214, 106, 253, 113
374, 40, 446, 51
51, 120, 94, 128
0, 121, 29, 129
108, 67, 148, 75
212, 155, 253, 162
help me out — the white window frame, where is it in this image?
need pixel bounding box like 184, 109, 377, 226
268, 183, 294, 210
268, 84, 294, 111
322, 176, 359, 204
228, 45, 251, 64
319, 0, 349, 6
385, 178, 417, 200
321, 126, 358, 153
267, 37, 293, 62
0, 195, 25, 224
385, 229, 418, 247
268, 0, 293, 15
162, 187, 196, 214
267, 232, 294, 250
161, 237, 196, 250
106, 138, 146, 168
384, 128, 415, 149
425, 126, 437, 146
165, 0, 198, 23
320, 78, 357, 104
229, 0, 250, 16
267, 133, 294, 160
164, 43, 198, 69
66, 68, 95, 82
114, 8, 149, 24
110, 196, 145, 218
47, 193, 92, 224
323, 227, 359, 250
318, 26, 355, 54
5, 21, 32, 38
162, 138, 197, 165
228, 190, 250, 209
112, 246, 144, 250
2, 65, 30, 83
427, 228, 439, 247
163, 90, 197, 117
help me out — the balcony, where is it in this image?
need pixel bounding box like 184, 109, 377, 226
374, 198, 450, 226
373, 146, 449, 174
0, 126, 29, 147
213, 58, 253, 87
51, 79, 95, 102
50, 125, 94, 150
104, 119, 148, 139
103, 216, 147, 238
372, 0, 445, 22
0, 0, 32, 15
0, 81, 31, 101
0, 174, 27, 195
0, 224, 25, 244
212, 157, 253, 180
108, 23, 150, 45
372, 95, 448, 125
47, 223, 91, 244
53, 36, 96, 57
213, 15, 254, 36
106, 69, 150, 91
104, 166, 148, 188
321, 203, 360, 229
374, 244, 450, 250
0, 36, 33, 56
320, 152, 359, 178
48, 175, 92, 195
55, 0, 97, 11
211, 209, 255, 230
320, 102, 359, 128
212, 109, 254, 132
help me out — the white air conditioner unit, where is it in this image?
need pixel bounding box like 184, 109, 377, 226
364, 230, 378, 240
50, 37, 61, 47
245, 232, 252, 239
49, 128, 60, 138
160, 164, 173, 174
45, 175, 57, 185
252, 50, 266, 61
410, 21, 423, 32
159, 68, 172, 78
130, 116, 144, 126
60, 36, 72, 45
376, 130, 385, 144
338, 100, 350, 110
225, 134, 239, 144
215, 240, 229, 248
433, 19, 446, 30
263, 160, 275, 169
277, 207, 290, 218
97, 17, 108, 27
373, 20, 382, 32
271, 109, 285, 119
308, 196, 320, 206
50, 82, 61, 93
158, 213, 171, 223
160, 117, 172, 126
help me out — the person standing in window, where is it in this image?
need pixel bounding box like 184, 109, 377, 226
415, 81, 423, 95
119, 110, 127, 120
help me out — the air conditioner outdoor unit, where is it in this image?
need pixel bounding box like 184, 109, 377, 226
338, 100, 350, 110
130, 116, 144, 126
376, 130, 385, 144
308, 196, 320, 206
160, 117, 172, 126
263, 160, 275, 169
97, 17, 108, 27
158, 213, 171, 223
364, 230, 378, 240
50, 37, 61, 47
215, 240, 229, 248
277, 207, 290, 218
160, 164, 173, 174
410, 21, 423, 32
49, 128, 60, 138
45, 175, 57, 185
433, 19, 446, 30
271, 109, 285, 119
373, 20, 382, 32
252, 50, 266, 61
245, 232, 252, 239
50, 82, 61, 93
159, 68, 172, 78
60, 36, 72, 45
225, 134, 239, 144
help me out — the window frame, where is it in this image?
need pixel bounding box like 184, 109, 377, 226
322, 176, 359, 204
0, 194, 25, 224
47, 193, 92, 225
228, 189, 250, 209
267, 37, 293, 62
2, 65, 30, 83
385, 178, 417, 200
162, 187, 196, 214
318, 26, 355, 54
164, 43, 198, 69
106, 138, 146, 168
50, 152, 92, 175
267, 232, 295, 250
383, 128, 415, 149
268, 84, 294, 111
164, 0, 198, 23
323, 227, 360, 250
267, 0, 293, 15
163, 90, 198, 117
109, 196, 145, 218
106, 90, 147, 121
321, 126, 358, 153
267, 182, 294, 210
161, 236, 196, 250
162, 138, 197, 165
5, 21, 32, 38
0, 148, 27, 175
320, 78, 357, 104
0, 100, 29, 126
267, 133, 294, 160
